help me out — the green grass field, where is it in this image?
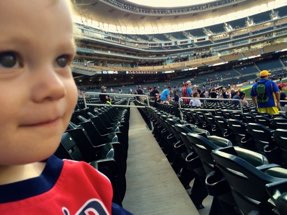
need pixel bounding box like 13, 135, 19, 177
241, 85, 252, 98
241, 84, 287, 98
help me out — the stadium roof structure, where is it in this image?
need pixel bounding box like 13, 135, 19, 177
73, 0, 285, 34
74, 0, 248, 17
71, 0, 287, 85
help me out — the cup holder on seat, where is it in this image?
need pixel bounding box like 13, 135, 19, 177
184, 152, 201, 170
205, 170, 230, 196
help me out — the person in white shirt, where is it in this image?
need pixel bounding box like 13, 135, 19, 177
189, 92, 202, 107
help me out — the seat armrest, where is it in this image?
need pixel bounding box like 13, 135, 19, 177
90, 158, 117, 170
257, 164, 280, 171
265, 167, 287, 179
266, 180, 287, 191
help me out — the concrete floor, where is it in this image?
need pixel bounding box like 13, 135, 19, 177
122, 107, 200, 215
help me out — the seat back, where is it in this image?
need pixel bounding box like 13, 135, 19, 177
227, 119, 246, 135
215, 116, 235, 141
192, 111, 208, 129
204, 113, 221, 135
274, 129, 287, 167
174, 124, 196, 147
186, 133, 231, 174
212, 146, 275, 215
254, 115, 271, 127
247, 123, 274, 154
271, 118, 287, 129
242, 113, 256, 123
266, 180, 287, 215
165, 118, 182, 140
55, 132, 84, 161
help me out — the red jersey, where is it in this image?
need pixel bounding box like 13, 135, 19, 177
0, 156, 113, 214
181, 85, 189, 104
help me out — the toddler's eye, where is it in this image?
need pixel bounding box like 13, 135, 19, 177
56, 55, 71, 68
0, 52, 20, 68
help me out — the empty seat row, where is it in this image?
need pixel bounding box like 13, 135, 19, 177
55, 101, 130, 205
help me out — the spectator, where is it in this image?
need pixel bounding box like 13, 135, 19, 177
150, 86, 159, 99
189, 92, 202, 107
222, 87, 230, 99
181, 82, 189, 104
209, 88, 218, 98
250, 70, 280, 115
230, 88, 237, 98
200, 90, 206, 98
240, 92, 249, 107
153, 93, 160, 107
186, 80, 193, 99
160, 86, 171, 104
192, 84, 199, 95
99, 86, 112, 104
173, 90, 180, 103
232, 90, 241, 106
136, 86, 144, 94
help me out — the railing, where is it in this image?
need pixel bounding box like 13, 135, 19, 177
82, 92, 150, 108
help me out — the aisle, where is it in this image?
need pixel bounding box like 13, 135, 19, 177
122, 107, 199, 215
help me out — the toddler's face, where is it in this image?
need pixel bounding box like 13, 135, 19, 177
0, 0, 78, 165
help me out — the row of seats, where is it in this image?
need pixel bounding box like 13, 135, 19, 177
139, 102, 287, 215
54, 99, 130, 205
184, 109, 287, 130
181, 109, 287, 168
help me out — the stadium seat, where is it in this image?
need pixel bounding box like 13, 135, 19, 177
212, 146, 287, 215
274, 129, 287, 168
204, 113, 221, 136
77, 115, 119, 144
66, 127, 122, 167
55, 132, 124, 204
247, 123, 278, 163
186, 133, 239, 215
242, 113, 256, 123
174, 124, 209, 189
227, 119, 254, 150
254, 114, 271, 127
266, 179, 287, 215
55, 132, 89, 162
214, 115, 236, 143
271, 118, 287, 130
86, 111, 129, 168
191, 111, 208, 130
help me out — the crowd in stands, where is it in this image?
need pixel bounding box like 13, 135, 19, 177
150, 81, 250, 108
93, 70, 286, 112
81, 66, 287, 113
